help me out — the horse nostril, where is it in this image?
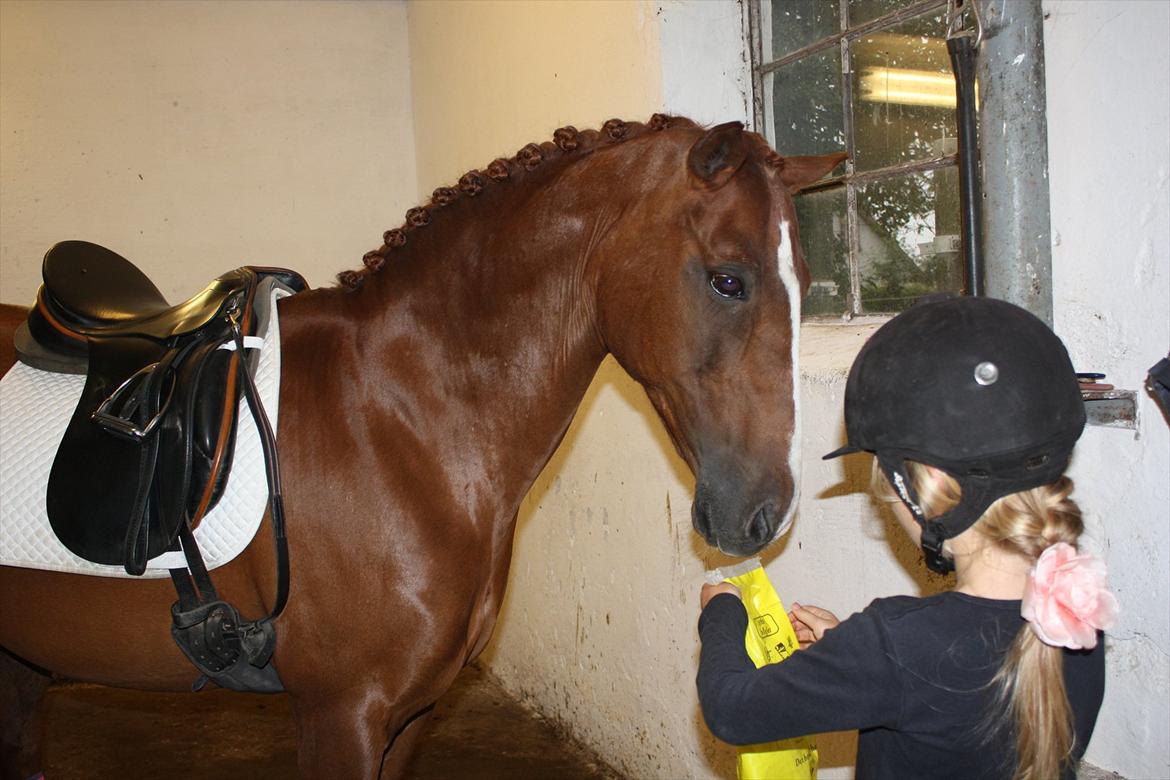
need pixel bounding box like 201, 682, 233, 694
747, 504, 773, 545
692, 496, 714, 541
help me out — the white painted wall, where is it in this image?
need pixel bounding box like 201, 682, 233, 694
1043, 3, 1170, 778
0, 0, 417, 304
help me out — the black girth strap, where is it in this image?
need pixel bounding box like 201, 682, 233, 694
167, 311, 288, 693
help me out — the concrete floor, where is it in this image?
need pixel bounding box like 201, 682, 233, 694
40, 665, 624, 779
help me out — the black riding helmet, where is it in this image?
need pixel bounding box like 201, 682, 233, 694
823, 296, 1086, 574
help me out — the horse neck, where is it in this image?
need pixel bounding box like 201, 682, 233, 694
288, 179, 617, 526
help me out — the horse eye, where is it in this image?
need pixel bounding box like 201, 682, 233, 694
710, 273, 745, 299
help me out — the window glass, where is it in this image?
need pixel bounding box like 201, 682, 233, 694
767, 49, 846, 159
794, 188, 850, 316
850, 10, 955, 171
758, 0, 960, 315
767, 0, 840, 59
848, 0, 912, 26
857, 168, 961, 312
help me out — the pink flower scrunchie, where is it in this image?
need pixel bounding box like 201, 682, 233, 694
1022, 542, 1118, 650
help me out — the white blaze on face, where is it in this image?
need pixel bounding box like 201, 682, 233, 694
774, 219, 801, 540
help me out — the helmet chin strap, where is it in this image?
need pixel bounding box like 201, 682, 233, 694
919, 522, 954, 575
877, 454, 952, 574
877, 453, 996, 576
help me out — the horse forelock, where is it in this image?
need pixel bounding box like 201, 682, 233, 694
337, 114, 704, 292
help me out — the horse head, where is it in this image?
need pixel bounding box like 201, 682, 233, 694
592, 121, 845, 556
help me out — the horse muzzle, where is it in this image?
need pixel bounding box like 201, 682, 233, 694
691, 481, 796, 557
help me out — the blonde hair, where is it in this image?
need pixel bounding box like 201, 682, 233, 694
873, 461, 1083, 780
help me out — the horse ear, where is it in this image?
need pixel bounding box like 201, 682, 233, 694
687, 122, 749, 190
775, 151, 848, 192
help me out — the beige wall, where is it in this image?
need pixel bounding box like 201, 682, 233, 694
0, 0, 417, 304
406, 0, 661, 191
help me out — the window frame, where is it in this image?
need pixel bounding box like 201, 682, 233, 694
748, 0, 963, 319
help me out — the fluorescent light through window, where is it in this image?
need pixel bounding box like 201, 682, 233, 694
858, 67, 956, 108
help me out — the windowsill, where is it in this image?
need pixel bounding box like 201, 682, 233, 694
800, 317, 887, 380
1081, 388, 1137, 430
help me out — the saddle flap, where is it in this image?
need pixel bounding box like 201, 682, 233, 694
47, 336, 169, 564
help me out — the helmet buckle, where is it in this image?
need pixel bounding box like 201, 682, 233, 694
920, 521, 954, 574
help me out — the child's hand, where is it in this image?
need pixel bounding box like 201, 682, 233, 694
700, 582, 742, 609
788, 602, 839, 647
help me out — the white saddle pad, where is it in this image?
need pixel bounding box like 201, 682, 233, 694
0, 286, 286, 578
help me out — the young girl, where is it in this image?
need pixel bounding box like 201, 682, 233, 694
697, 296, 1117, 780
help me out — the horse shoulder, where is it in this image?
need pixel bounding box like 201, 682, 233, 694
0, 303, 28, 373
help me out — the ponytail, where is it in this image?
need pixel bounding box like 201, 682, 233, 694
991, 625, 1073, 780
982, 480, 1091, 780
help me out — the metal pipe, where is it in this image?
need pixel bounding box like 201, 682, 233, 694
948, 34, 984, 297
975, 0, 1053, 324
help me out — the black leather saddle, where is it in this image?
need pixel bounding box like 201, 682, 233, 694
15, 240, 306, 575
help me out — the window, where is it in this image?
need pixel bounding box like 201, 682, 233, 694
750, 0, 963, 316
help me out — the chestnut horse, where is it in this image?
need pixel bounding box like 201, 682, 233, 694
0, 115, 843, 778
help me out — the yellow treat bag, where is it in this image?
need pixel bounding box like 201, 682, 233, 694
707, 558, 818, 780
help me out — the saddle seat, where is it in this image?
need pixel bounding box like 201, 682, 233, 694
17, 241, 294, 373
43, 239, 252, 337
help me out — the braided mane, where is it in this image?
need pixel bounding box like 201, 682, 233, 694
337, 114, 704, 290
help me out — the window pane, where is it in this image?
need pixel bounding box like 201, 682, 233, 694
795, 188, 849, 317
850, 9, 956, 171
857, 167, 962, 313
765, 0, 840, 60
766, 49, 846, 159
848, 0, 927, 26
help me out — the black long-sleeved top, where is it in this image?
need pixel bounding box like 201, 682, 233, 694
698, 591, 1105, 780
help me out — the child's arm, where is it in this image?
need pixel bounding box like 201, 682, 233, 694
697, 595, 902, 745
700, 585, 840, 649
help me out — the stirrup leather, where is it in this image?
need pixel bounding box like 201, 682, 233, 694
167, 313, 290, 694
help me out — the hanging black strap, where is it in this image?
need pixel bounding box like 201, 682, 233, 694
164, 297, 289, 693
166, 308, 288, 622
229, 311, 290, 618
169, 563, 201, 612
946, 0, 985, 297
169, 521, 220, 609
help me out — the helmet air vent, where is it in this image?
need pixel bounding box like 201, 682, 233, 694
1025, 453, 1051, 470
